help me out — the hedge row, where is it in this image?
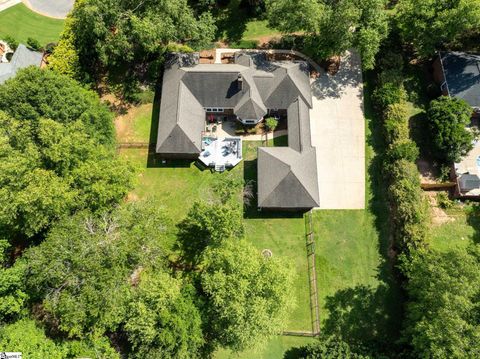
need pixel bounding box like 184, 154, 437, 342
373, 53, 429, 256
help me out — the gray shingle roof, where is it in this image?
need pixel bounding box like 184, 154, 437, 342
157, 51, 319, 209
0, 44, 43, 84
440, 52, 480, 108
257, 146, 319, 208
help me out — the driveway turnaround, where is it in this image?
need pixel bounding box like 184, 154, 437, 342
23, 0, 73, 19
310, 51, 365, 209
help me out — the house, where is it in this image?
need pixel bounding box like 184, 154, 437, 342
434, 51, 480, 115
0, 44, 43, 84
156, 51, 319, 210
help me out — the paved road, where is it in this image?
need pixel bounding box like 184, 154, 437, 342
23, 0, 73, 19
310, 51, 365, 209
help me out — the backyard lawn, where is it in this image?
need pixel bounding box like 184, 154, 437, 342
0, 4, 64, 45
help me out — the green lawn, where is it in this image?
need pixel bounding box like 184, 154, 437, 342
117, 81, 401, 355
0, 4, 64, 46
430, 205, 479, 252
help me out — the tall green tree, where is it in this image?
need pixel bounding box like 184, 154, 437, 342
0, 319, 64, 359
0, 112, 134, 238
24, 201, 170, 338
265, 0, 388, 69
396, 0, 480, 56
200, 239, 295, 352
427, 96, 473, 163
402, 246, 480, 358
61, 0, 215, 86
0, 67, 114, 145
125, 270, 204, 359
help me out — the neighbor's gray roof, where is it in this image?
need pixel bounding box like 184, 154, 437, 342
0, 44, 43, 84
258, 146, 319, 208
440, 52, 480, 108
459, 173, 480, 192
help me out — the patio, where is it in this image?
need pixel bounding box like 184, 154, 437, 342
198, 137, 242, 172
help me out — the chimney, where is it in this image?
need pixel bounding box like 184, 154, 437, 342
238, 74, 243, 91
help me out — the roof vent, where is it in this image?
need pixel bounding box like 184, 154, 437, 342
238, 74, 243, 91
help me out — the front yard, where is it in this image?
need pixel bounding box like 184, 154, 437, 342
0, 3, 64, 45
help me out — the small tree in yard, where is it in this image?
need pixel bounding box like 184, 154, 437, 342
265, 117, 278, 132
26, 37, 41, 51
427, 96, 474, 163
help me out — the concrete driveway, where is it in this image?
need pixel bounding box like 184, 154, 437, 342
310, 51, 365, 209
23, 0, 73, 19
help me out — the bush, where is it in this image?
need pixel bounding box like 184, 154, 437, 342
373, 82, 407, 110
265, 117, 278, 132
383, 102, 409, 143
436, 192, 454, 209
26, 37, 42, 51
3, 35, 18, 51
427, 96, 474, 163
388, 160, 430, 253
385, 140, 419, 163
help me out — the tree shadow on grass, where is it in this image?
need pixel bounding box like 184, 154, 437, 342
466, 205, 480, 244
214, 0, 249, 44
322, 284, 397, 354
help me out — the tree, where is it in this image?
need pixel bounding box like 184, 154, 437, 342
289, 335, 373, 358
26, 37, 42, 51
48, 17, 81, 79
0, 259, 28, 322
0, 113, 134, 238
0, 319, 64, 359
0, 67, 114, 145
177, 201, 244, 266
200, 239, 295, 352
396, 0, 480, 57
402, 246, 480, 358
125, 270, 204, 359
265, 117, 278, 132
265, 0, 388, 69
64, 0, 216, 88
427, 96, 473, 163
23, 201, 170, 338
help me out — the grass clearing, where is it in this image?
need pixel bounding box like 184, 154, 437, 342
0, 4, 64, 45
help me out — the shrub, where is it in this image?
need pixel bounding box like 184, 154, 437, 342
385, 140, 419, 163
26, 37, 42, 51
384, 102, 409, 143
373, 82, 407, 110
3, 35, 18, 51
388, 160, 430, 253
427, 96, 474, 163
265, 117, 278, 132
436, 192, 454, 209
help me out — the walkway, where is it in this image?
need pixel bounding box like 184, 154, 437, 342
22, 0, 73, 19
310, 51, 365, 209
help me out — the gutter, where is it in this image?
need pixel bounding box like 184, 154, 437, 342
438, 51, 451, 97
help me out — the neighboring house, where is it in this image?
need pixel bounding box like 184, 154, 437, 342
434, 51, 480, 115
0, 44, 43, 84
435, 52, 480, 196
156, 51, 319, 210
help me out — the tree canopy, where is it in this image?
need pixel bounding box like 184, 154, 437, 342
427, 96, 474, 163
396, 0, 480, 56
24, 201, 170, 338
201, 239, 295, 352
56, 0, 216, 88
265, 0, 388, 69
402, 246, 480, 358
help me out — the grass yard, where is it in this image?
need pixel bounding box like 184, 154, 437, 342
117, 103, 313, 339
0, 4, 64, 45
430, 204, 479, 252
